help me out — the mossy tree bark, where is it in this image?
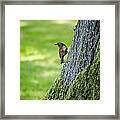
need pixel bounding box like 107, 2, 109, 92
45, 20, 100, 100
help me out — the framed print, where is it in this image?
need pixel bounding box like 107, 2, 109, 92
0, 0, 120, 119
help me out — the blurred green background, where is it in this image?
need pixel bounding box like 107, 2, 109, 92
20, 20, 77, 100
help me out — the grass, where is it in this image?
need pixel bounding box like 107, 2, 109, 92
20, 20, 77, 100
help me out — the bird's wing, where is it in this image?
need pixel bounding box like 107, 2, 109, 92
62, 45, 67, 51
62, 45, 68, 55
59, 46, 67, 58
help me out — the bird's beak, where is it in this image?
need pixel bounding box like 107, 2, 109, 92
54, 43, 57, 45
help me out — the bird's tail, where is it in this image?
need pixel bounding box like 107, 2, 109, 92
61, 57, 64, 64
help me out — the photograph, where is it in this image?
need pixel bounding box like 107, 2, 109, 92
20, 20, 100, 100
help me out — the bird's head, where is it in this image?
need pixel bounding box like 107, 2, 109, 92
54, 42, 63, 47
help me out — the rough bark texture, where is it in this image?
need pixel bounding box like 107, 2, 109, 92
45, 20, 100, 100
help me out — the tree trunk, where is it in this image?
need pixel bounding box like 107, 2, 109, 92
45, 20, 100, 100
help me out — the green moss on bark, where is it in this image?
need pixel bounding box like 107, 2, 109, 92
44, 78, 69, 100
45, 47, 100, 100
65, 47, 100, 100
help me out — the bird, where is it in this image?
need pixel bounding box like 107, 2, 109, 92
54, 42, 68, 64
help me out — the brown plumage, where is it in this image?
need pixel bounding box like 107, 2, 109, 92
55, 42, 68, 64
